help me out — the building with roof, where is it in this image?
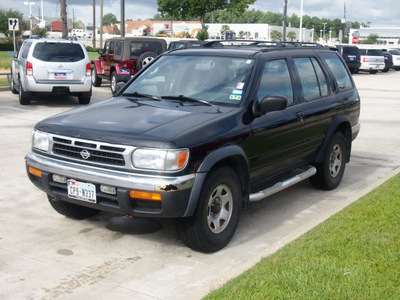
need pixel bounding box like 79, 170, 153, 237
349, 27, 400, 46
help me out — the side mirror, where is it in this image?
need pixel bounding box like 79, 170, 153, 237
115, 82, 126, 94
97, 48, 103, 55
258, 95, 288, 114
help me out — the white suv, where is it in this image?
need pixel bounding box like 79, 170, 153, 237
10, 38, 92, 105
358, 48, 385, 74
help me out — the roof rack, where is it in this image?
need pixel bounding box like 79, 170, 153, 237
202, 40, 325, 49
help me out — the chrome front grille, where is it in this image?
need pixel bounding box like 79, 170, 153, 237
49, 134, 135, 168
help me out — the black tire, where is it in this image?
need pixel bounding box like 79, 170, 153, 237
78, 91, 91, 104
382, 68, 389, 73
311, 131, 346, 190
110, 71, 118, 95
18, 79, 31, 105
47, 195, 99, 220
353, 68, 359, 74
136, 52, 157, 71
179, 166, 242, 253
394, 67, 400, 71
369, 70, 378, 74
10, 72, 18, 94
91, 67, 102, 87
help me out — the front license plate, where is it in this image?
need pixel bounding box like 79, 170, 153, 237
67, 179, 96, 203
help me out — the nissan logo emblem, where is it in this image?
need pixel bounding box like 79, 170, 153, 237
80, 149, 91, 160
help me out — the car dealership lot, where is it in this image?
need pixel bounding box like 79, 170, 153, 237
1, 72, 400, 299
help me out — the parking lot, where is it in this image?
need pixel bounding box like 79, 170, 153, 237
1, 71, 400, 299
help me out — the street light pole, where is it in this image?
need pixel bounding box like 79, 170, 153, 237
24, 2, 35, 30
322, 22, 327, 41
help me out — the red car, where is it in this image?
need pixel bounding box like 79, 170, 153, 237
91, 37, 167, 94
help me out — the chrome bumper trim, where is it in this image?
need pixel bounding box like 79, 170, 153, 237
26, 152, 195, 192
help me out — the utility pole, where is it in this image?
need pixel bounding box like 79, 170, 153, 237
282, 0, 288, 41
120, 0, 125, 37
92, 0, 96, 47
100, 0, 103, 48
60, 0, 68, 38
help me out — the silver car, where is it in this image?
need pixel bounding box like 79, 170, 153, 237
10, 38, 92, 105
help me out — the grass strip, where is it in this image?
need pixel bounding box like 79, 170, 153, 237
205, 173, 400, 299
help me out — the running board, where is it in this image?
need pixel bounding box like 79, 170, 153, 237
249, 166, 317, 202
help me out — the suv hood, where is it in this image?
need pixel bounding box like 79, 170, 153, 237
35, 97, 235, 147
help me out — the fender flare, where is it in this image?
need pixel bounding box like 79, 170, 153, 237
315, 114, 352, 163
183, 145, 250, 217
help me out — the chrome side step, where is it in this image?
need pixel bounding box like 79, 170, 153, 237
249, 166, 317, 202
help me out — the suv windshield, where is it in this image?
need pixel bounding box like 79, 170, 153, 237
32, 42, 85, 62
123, 55, 255, 105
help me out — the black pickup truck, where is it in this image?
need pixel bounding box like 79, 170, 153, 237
26, 41, 360, 252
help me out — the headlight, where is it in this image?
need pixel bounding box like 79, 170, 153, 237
32, 130, 50, 152
132, 148, 189, 171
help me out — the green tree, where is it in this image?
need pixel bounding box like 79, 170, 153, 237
270, 30, 282, 40
220, 24, 230, 35
360, 33, 379, 44
102, 13, 118, 26
287, 31, 296, 41
157, 0, 256, 29
196, 26, 209, 40
31, 26, 47, 38
0, 9, 28, 37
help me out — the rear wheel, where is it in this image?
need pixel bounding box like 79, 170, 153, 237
47, 195, 99, 219
91, 67, 102, 87
179, 166, 241, 253
369, 70, 378, 74
311, 131, 346, 190
110, 71, 118, 95
78, 91, 91, 104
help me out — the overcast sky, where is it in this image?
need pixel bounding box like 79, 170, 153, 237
2, 0, 399, 28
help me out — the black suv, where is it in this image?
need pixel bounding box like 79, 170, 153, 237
334, 44, 361, 74
26, 41, 360, 252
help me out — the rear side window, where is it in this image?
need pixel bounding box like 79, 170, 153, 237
115, 42, 123, 56
321, 52, 353, 90
130, 41, 164, 57
32, 43, 85, 62
294, 57, 328, 101
257, 59, 294, 105
19, 41, 32, 59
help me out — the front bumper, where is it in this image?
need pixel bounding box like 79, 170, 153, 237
26, 152, 195, 217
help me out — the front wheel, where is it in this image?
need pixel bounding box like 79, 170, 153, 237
179, 166, 242, 253
311, 131, 346, 190
91, 67, 102, 87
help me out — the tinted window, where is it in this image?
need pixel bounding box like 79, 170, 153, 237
321, 52, 353, 90
109, 41, 115, 55
20, 41, 32, 59
32, 43, 85, 62
343, 47, 359, 55
368, 49, 384, 56
390, 50, 400, 55
257, 59, 294, 105
115, 42, 123, 56
294, 57, 328, 101
130, 41, 164, 57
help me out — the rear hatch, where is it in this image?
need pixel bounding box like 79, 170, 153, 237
31, 42, 87, 83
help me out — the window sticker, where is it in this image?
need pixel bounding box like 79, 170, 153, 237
232, 89, 243, 95
236, 82, 245, 89
229, 94, 242, 101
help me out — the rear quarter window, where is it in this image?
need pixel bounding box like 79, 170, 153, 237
130, 41, 164, 57
32, 43, 85, 62
320, 52, 353, 90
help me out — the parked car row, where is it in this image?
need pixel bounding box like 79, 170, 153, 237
330, 44, 400, 74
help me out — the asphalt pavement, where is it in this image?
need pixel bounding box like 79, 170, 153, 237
0, 71, 400, 299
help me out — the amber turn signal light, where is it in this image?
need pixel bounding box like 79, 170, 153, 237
28, 166, 42, 177
129, 190, 162, 201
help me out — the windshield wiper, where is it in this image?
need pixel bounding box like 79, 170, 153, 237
122, 91, 160, 100
161, 95, 212, 106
